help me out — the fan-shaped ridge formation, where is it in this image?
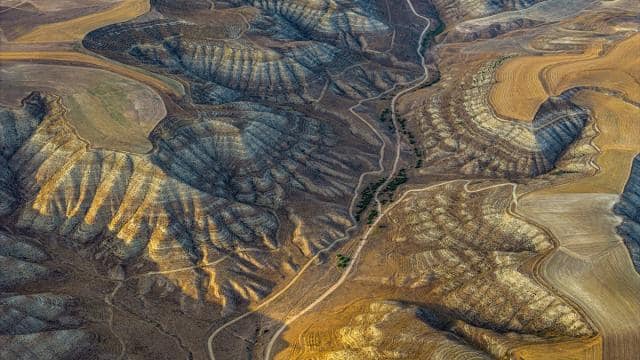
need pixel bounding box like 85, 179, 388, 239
7, 0, 640, 358
152, 102, 358, 206
382, 184, 592, 338
433, 0, 543, 23
294, 301, 491, 359
230, 0, 389, 35
283, 182, 595, 358
142, 39, 332, 99
82, 0, 418, 104
416, 58, 588, 178
4, 93, 364, 310
443, 0, 599, 42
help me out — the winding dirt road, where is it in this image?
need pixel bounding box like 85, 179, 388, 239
207, 2, 432, 359
262, 180, 519, 359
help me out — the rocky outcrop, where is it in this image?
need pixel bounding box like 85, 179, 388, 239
615, 155, 640, 273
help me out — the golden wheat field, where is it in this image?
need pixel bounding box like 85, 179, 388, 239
13, 0, 149, 43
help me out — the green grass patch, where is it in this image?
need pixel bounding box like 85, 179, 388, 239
337, 254, 351, 268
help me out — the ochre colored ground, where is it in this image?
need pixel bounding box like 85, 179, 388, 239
544, 36, 640, 107
490, 33, 640, 122
489, 42, 603, 121
13, 0, 150, 43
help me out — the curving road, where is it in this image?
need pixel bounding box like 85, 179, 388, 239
262, 2, 436, 357
263, 178, 519, 359
207, 1, 433, 359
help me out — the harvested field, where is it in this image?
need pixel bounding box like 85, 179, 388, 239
519, 194, 640, 360
490, 33, 640, 121
2, 0, 639, 358
544, 35, 640, 104
0, 1, 117, 41
489, 42, 603, 121
2, 0, 116, 12
517, 49, 640, 358
0, 51, 184, 97
0, 63, 166, 153
12, 0, 149, 43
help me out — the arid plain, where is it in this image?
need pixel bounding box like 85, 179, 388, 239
1, 0, 640, 359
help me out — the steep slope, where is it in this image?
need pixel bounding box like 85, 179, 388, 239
4, 92, 367, 312
278, 181, 597, 359
0, 92, 45, 216
432, 0, 544, 23
82, 0, 420, 104
615, 155, 640, 272
373, 184, 593, 339
444, 0, 599, 42
414, 58, 589, 178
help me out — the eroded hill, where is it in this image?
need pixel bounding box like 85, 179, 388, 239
1, 0, 640, 359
